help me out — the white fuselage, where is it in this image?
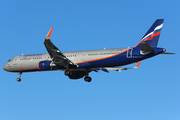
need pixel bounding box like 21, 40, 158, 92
3, 48, 128, 72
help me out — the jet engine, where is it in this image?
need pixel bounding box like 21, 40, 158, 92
38, 61, 56, 70
68, 71, 87, 79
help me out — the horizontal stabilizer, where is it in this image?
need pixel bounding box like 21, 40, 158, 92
141, 42, 154, 51
161, 52, 175, 54
141, 42, 154, 55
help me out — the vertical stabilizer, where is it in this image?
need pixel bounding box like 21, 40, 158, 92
135, 19, 164, 48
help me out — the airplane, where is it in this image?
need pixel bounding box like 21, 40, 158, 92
3, 19, 174, 82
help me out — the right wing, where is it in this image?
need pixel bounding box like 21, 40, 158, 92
44, 27, 76, 68
104, 61, 141, 72
92, 61, 141, 73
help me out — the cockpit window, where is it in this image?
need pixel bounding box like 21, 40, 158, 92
8, 59, 11, 62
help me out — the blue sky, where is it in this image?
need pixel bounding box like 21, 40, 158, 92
0, 0, 179, 120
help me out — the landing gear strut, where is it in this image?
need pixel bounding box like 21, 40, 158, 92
17, 72, 22, 82
84, 76, 92, 82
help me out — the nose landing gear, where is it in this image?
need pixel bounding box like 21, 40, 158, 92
16, 72, 22, 82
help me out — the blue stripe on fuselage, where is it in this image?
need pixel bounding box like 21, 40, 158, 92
77, 47, 164, 68
79, 50, 143, 67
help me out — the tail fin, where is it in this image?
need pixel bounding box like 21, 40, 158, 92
135, 19, 164, 48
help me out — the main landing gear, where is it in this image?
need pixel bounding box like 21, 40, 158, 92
84, 76, 92, 82
64, 70, 71, 76
17, 72, 22, 82
64, 70, 92, 82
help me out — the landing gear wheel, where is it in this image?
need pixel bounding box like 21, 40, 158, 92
17, 72, 22, 82
64, 70, 72, 76
64, 70, 70, 76
17, 78, 21, 82
84, 76, 92, 82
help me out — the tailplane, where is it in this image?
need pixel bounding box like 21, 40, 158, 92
140, 42, 154, 54
135, 19, 164, 48
160, 52, 175, 54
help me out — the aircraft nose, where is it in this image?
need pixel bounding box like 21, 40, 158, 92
3, 64, 7, 71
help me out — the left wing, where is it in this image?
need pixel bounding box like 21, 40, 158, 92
44, 27, 76, 68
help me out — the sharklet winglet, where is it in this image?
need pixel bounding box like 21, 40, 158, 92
135, 61, 141, 68
46, 27, 53, 39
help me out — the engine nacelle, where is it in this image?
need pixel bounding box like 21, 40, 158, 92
38, 61, 55, 70
68, 71, 87, 79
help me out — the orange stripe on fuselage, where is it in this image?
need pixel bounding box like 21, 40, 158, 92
12, 68, 39, 72
76, 49, 128, 64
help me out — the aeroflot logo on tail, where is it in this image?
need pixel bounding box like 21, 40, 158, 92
140, 23, 163, 42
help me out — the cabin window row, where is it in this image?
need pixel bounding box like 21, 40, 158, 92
88, 53, 120, 56
66, 55, 76, 57
20, 57, 42, 60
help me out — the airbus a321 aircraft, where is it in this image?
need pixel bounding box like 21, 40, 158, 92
3, 19, 174, 82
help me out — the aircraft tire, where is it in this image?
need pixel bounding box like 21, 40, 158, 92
17, 78, 21, 82
64, 70, 70, 76
84, 76, 92, 82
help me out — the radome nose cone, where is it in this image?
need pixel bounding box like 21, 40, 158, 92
3, 64, 7, 71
